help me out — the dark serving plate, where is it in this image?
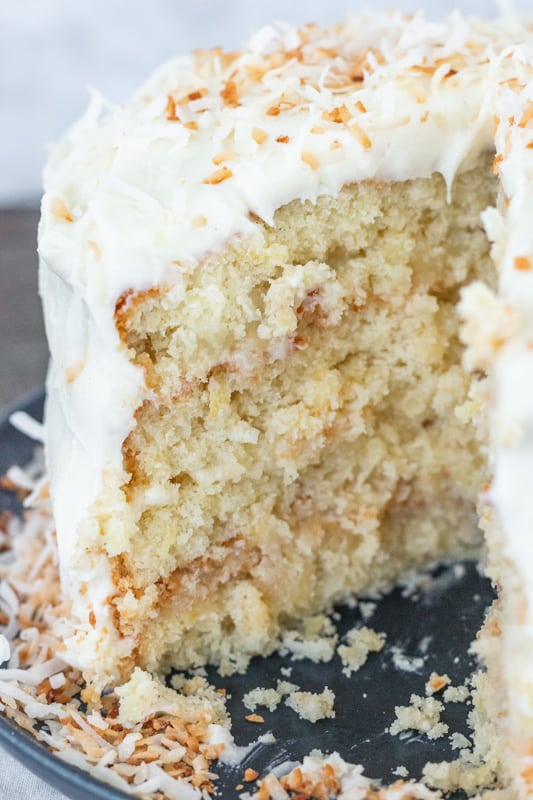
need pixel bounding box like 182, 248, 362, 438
0, 389, 495, 799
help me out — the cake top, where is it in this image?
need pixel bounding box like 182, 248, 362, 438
40, 12, 532, 303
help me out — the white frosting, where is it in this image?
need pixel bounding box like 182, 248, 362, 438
38, 10, 533, 694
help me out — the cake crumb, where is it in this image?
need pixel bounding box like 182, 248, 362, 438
285, 687, 335, 722
245, 713, 265, 723
243, 687, 283, 712
281, 614, 338, 662
244, 768, 259, 782
425, 672, 451, 695
337, 626, 386, 677
243, 680, 300, 713
390, 694, 448, 740
449, 732, 471, 750
359, 601, 377, 621
276, 679, 300, 695
393, 766, 409, 778
443, 685, 470, 703
117, 668, 227, 726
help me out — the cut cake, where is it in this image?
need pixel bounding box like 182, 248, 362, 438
37, 11, 533, 796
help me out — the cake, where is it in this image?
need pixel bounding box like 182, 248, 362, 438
36, 10, 533, 797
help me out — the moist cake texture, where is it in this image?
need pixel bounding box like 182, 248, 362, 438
114, 166, 495, 679
37, 11, 533, 798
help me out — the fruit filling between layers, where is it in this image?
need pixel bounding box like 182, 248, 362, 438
104, 161, 496, 677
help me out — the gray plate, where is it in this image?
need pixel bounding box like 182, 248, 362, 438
0, 390, 495, 798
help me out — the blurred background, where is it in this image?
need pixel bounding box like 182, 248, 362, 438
0, 0, 526, 410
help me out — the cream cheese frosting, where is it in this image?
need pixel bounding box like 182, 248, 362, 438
38, 10, 533, 690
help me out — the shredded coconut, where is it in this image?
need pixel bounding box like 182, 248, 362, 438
247, 751, 441, 800
8, 412, 45, 443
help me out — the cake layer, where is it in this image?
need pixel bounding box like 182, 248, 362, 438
62, 166, 494, 683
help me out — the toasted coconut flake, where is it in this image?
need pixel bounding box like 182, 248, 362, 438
245, 713, 265, 723
514, 256, 531, 271
410, 64, 437, 75
425, 672, 451, 695
212, 149, 236, 165
519, 102, 533, 128
203, 166, 233, 185
65, 359, 85, 384
492, 154, 503, 174
181, 88, 208, 104
252, 127, 268, 144
262, 773, 289, 800
220, 79, 240, 107
50, 198, 73, 223
165, 95, 180, 122
301, 151, 319, 170
349, 122, 372, 149
86, 710, 108, 730
322, 104, 351, 124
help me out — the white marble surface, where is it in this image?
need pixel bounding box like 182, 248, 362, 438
0, 0, 526, 206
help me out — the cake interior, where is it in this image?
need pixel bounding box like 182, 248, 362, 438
101, 157, 499, 679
